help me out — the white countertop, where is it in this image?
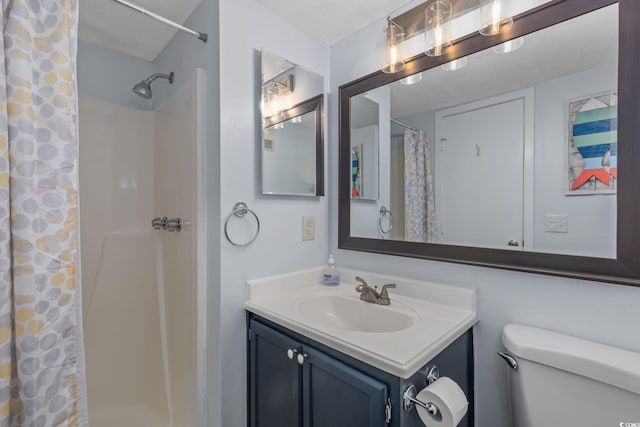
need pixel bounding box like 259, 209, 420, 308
245, 267, 477, 378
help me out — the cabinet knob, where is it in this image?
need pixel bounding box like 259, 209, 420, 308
296, 353, 308, 365
287, 349, 298, 360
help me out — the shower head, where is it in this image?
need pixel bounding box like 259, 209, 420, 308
132, 72, 174, 99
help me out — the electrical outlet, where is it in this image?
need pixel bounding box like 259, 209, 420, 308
545, 214, 569, 233
302, 216, 315, 241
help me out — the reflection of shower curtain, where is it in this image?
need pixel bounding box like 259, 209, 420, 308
0, 1, 87, 426
404, 129, 435, 242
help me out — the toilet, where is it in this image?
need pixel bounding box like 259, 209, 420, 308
501, 324, 640, 427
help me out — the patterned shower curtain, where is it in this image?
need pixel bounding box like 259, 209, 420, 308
404, 128, 436, 242
0, 1, 87, 426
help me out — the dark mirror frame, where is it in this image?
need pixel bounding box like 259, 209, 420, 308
339, 0, 640, 286
263, 94, 325, 196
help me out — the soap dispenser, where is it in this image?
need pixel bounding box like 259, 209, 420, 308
323, 254, 340, 286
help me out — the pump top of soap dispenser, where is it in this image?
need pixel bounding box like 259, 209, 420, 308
328, 254, 335, 265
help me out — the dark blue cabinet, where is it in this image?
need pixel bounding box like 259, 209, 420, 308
248, 315, 474, 427
249, 321, 301, 427
249, 320, 389, 427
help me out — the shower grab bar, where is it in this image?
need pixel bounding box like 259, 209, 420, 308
224, 202, 260, 247
109, 0, 208, 42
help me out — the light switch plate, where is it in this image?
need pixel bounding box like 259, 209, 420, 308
302, 216, 315, 241
545, 214, 568, 233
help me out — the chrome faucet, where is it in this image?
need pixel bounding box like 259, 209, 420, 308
355, 276, 396, 305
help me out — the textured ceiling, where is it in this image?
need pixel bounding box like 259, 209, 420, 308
79, 0, 202, 62
254, 0, 415, 45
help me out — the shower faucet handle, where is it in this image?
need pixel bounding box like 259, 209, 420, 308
152, 217, 168, 230
167, 218, 186, 232
152, 216, 190, 232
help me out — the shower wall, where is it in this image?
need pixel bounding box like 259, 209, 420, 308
154, 76, 199, 427
79, 97, 155, 316
78, 43, 200, 427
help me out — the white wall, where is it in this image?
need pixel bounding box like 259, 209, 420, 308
351, 86, 390, 239
262, 124, 316, 195
151, 3, 223, 425
396, 64, 617, 256
77, 41, 154, 110
533, 64, 617, 257
218, 1, 330, 426
329, 7, 640, 427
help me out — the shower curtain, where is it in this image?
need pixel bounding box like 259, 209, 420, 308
0, 1, 87, 426
404, 128, 436, 242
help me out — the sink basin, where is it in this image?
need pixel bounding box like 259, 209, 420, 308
296, 295, 415, 333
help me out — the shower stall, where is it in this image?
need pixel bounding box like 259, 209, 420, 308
79, 69, 206, 427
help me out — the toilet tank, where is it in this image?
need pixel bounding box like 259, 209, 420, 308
502, 324, 640, 427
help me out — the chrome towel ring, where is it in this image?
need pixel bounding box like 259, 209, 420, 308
378, 206, 393, 238
224, 202, 260, 247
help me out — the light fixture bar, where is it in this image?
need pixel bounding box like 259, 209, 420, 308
382, 17, 406, 73
109, 0, 208, 43
392, 0, 482, 40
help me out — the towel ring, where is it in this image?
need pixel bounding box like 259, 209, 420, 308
378, 206, 393, 238
224, 202, 260, 247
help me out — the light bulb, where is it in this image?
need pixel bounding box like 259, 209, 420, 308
390, 45, 398, 66
433, 23, 444, 56
425, 1, 452, 57
480, 0, 513, 36
491, 1, 502, 34
382, 18, 406, 73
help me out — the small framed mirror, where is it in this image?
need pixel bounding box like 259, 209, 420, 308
261, 51, 324, 196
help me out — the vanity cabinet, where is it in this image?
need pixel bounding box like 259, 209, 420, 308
249, 319, 389, 427
247, 314, 474, 427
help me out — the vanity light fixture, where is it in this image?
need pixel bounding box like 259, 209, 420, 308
273, 122, 284, 130
381, 17, 406, 74
479, 0, 513, 36
400, 72, 423, 85
262, 74, 295, 118
425, 0, 452, 57
291, 115, 302, 124
441, 56, 468, 71
492, 36, 524, 53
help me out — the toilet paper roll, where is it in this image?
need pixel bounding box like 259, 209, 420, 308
415, 377, 468, 427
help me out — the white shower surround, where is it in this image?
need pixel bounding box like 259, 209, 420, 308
80, 69, 206, 426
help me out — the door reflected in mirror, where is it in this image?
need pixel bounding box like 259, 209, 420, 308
348, 4, 618, 258
261, 51, 324, 196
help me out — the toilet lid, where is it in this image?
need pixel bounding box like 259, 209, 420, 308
503, 324, 640, 396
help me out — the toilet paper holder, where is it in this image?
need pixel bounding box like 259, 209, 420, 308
403, 364, 441, 416
403, 384, 440, 417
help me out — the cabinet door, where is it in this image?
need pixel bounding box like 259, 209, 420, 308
302, 346, 389, 427
249, 320, 302, 427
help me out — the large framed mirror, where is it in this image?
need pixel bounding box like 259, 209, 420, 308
339, 0, 640, 285
261, 51, 324, 196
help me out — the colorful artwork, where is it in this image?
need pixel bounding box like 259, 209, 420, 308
352, 145, 362, 198
567, 92, 617, 194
